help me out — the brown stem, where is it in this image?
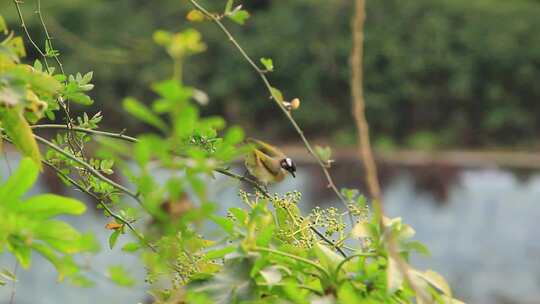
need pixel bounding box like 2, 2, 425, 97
350, 0, 381, 203
350, 1, 428, 301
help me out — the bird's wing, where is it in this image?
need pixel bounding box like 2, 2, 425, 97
246, 138, 286, 158
254, 149, 282, 175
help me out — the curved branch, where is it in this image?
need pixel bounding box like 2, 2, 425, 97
252, 246, 330, 279
31, 124, 137, 142
33, 134, 142, 204
41, 159, 156, 252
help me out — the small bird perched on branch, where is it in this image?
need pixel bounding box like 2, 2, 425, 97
245, 138, 297, 185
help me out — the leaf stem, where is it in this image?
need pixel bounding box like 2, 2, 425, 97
252, 246, 331, 279
33, 134, 142, 204
31, 124, 137, 142
333, 252, 375, 279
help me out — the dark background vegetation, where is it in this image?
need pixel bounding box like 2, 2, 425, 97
2, 0, 540, 149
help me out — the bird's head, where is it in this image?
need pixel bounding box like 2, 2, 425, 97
280, 157, 297, 178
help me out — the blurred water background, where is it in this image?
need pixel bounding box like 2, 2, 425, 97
1, 152, 539, 304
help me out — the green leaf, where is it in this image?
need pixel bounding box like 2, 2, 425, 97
11, 243, 31, 269
205, 246, 236, 260
0, 15, 8, 34
70, 274, 95, 288
337, 282, 362, 303
6, 65, 61, 94
416, 269, 452, 296
107, 265, 135, 287
224, 0, 234, 13
255, 225, 274, 247
66, 92, 93, 105
270, 87, 284, 103
173, 105, 197, 138
313, 243, 343, 273
0, 157, 39, 203
34, 221, 95, 254
228, 208, 247, 224
6, 37, 25, 57
260, 265, 282, 286
12, 194, 86, 218
109, 229, 121, 250
315, 145, 333, 164
123, 97, 167, 132
190, 258, 256, 304
31, 242, 78, 281
81, 71, 93, 84
121, 242, 141, 252
33, 59, 43, 72
228, 9, 250, 25
260, 57, 274, 71
209, 215, 234, 234
0, 108, 42, 168
224, 126, 244, 145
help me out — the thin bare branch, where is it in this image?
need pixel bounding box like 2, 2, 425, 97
31, 124, 137, 142
188, 0, 351, 213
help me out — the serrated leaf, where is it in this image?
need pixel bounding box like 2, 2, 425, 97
260, 57, 274, 71
81, 71, 93, 84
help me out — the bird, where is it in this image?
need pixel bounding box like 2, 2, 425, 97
244, 138, 297, 185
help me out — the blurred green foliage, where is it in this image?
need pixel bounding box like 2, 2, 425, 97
1, 0, 539, 149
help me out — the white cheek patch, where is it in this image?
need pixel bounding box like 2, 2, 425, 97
285, 158, 293, 167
